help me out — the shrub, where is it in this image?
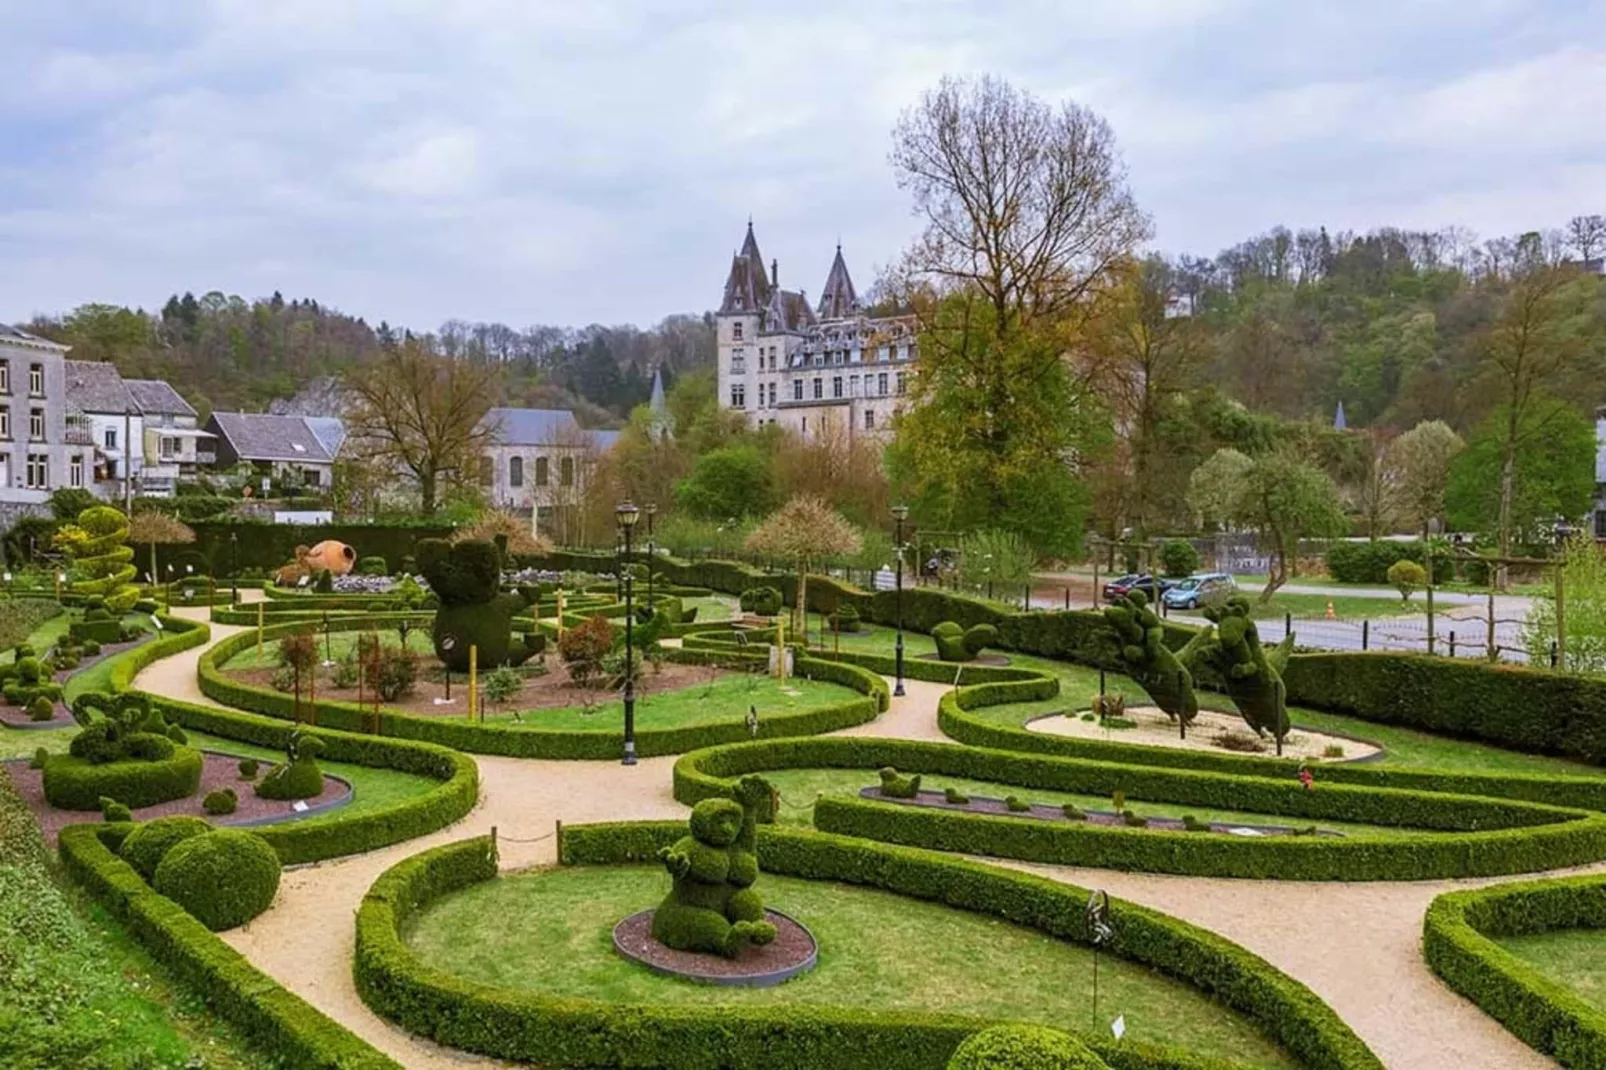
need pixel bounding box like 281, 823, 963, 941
372, 647, 418, 701
482, 666, 523, 710
1062, 804, 1085, 821
877, 767, 921, 798
44, 746, 203, 811
203, 789, 239, 816
313, 570, 334, 594
943, 787, 969, 805
738, 586, 783, 616
29, 746, 48, 770
1326, 540, 1450, 584
121, 816, 213, 881
1159, 539, 1201, 579
277, 632, 318, 675
559, 615, 615, 689
357, 556, 389, 576
933, 621, 998, 662
27, 695, 55, 721
153, 829, 281, 931
256, 733, 326, 801
947, 1024, 1109, 1070
1387, 559, 1428, 602
1005, 795, 1030, 812
238, 758, 260, 780
834, 604, 861, 632
100, 796, 132, 822
167, 723, 188, 745
331, 656, 360, 690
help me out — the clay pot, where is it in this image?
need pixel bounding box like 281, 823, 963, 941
305, 541, 356, 576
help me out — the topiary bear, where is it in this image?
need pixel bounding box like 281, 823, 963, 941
256, 730, 326, 801
68, 691, 173, 765
932, 621, 998, 662
1100, 590, 1206, 730
738, 586, 783, 617
651, 775, 777, 958
878, 766, 922, 798
1196, 595, 1295, 753
415, 536, 539, 672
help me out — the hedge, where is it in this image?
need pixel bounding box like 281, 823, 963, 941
1424, 874, 1606, 1067
358, 830, 1377, 1070
196, 616, 884, 760
42, 746, 204, 811
58, 824, 400, 1069
1325, 540, 1452, 584
669, 735, 1606, 881
134, 520, 456, 577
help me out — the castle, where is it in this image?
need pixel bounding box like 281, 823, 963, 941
715, 221, 917, 441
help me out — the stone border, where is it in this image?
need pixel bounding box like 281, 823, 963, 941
612, 907, 818, 987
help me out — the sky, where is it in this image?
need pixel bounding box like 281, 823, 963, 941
3, 0, 1604, 331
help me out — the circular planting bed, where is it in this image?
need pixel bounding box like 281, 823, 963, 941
613, 907, 817, 987
41, 746, 204, 810
1025, 705, 1382, 763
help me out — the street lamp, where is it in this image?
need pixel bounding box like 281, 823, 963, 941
230, 531, 239, 606
645, 503, 657, 619
892, 504, 909, 698
617, 501, 641, 765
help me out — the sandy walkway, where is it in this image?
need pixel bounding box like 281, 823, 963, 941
126, 606, 1584, 1069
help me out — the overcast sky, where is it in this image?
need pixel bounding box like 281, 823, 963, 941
3, 1, 1603, 331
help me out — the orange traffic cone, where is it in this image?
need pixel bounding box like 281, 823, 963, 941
1325, 600, 1336, 620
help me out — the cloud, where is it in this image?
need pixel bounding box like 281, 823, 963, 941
0, 0, 1601, 330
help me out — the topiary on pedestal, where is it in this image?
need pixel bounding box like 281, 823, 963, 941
1196, 595, 1295, 754
44, 691, 203, 810
651, 775, 778, 958
255, 730, 326, 801
152, 829, 280, 931
416, 536, 539, 672
947, 1024, 1109, 1069
932, 621, 998, 662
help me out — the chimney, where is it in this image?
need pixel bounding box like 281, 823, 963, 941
771, 259, 778, 288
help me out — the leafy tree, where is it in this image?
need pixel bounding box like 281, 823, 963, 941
1186, 449, 1254, 529
1446, 400, 1594, 550
48, 489, 98, 522
674, 445, 776, 521
957, 529, 1036, 591
1525, 534, 1606, 674
1383, 420, 1465, 537
1386, 559, 1427, 603
745, 495, 862, 633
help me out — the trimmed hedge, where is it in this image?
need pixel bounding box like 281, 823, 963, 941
42, 746, 204, 811
58, 824, 401, 1068
197, 617, 884, 760
120, 815, 212, 881
1424, 874, 1606, 1068
153, 828, 281, 931
670, 735, 1606, 881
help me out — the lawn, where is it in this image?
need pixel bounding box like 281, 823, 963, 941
477, 673, 861, 732
62, 615, 160, 704
1492, 928, 1606, 1012
404, 864, 1297, 1069
182, 728, 439, 818
755, 767, 1449, 839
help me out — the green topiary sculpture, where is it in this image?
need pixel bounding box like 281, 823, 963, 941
878, 766, 922, 798
100, 796, 132, 822
1196, 595, 1295, 754
651, 775, 778, 958
947, 1024, 1110, 1069
416, 537, 539, 672
121, 815, 213, 881
1100, 591, 1206, 732
152, 829, 280, 931
738, 585, 783, 617
255, 730, 326, 800
932, 621, 998, 662
56, 505, 141, 613
67, 691, 172, 764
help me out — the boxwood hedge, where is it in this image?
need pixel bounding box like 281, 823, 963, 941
1424, 874, 1606, 1068
42, 746, 204, 811
357, 829, 1378, 1070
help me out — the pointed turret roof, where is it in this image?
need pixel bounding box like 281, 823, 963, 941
718, 220, 774, 314
816, 244, 859, 319
1334, 401, 1347, 430
649, 365, 666, 414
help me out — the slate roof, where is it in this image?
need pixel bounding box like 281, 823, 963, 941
767, 288, 817, 333
718, 221, 774, 314
0, 323, 70, 350
64, 360, 135, 413
303, 416, 347, 457
208, 412, 335, 463
126, 378, 197, 418
817, 245, 859, 319
485, 407, 584, 446
589, 429, 622, 453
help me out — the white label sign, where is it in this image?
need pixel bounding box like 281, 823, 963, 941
1111, 1015, 1126, 1040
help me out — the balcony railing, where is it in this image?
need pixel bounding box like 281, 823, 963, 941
195, 451, 217, 465
64, 427, 94, 445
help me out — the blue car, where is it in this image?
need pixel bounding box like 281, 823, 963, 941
1161, 573, 1235, 611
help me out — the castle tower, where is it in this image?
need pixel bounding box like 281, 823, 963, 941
716, 221, 768, 416
817, 244, 859, 320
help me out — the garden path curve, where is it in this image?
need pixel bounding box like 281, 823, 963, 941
130, 602, 1589, 1069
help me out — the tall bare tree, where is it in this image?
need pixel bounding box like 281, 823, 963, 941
1566, 214, 1606, 264
345, 336, 501, 513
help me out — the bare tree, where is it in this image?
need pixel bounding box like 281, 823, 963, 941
345, 336, 501, 513
889, 74, 1149, 340
1567, 214, 1606, 264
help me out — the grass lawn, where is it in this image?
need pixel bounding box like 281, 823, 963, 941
62, 615, 160, 704
1228, 593, 1418, 621
222, 629, 425, 670
683, 595, 737, 622
182, 729, 439, 818
478, 674, 861, 732
1493, 928, 1606, 1012
404, 864, 1297, 1069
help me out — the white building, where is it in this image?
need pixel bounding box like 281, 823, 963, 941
715, 222, 917, 442
479, 407, 618, 538
0, 325, 79, 515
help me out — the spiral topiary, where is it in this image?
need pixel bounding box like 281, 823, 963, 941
152, 829, 280, 931
120, 815, 213, 881
62, 506, 140, 613
947, 1025, 1109, 1070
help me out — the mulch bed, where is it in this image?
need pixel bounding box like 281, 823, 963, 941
861, 787, 1342, 838
0, 634, 158, 730
223, 658, 728, 719
613, 908, 817, 986
3, 752, 352, 847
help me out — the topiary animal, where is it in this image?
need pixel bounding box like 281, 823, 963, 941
931, 621, 998, 662
67, 692, 171, 765
651, 775, 777, 958
99, 796, 132, 822
878, 766, 921, 798
121, 815, 213, 881
738, 586, 783, 617
29, 747, 49, 770
152, 829, 280, 931
1196, 595, 1294, 752
255, 730, 326, 801
27, 696, 55, 721
947, 1024, 1111, 1070
1100, 591, 1204, 728
416, 537, 540, 671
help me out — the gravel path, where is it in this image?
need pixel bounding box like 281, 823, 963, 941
125, 599, 1585, 1069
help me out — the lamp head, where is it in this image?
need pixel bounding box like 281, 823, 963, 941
891, 504, 909, 523
616, 501, 641, 529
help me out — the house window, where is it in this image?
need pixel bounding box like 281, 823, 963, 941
832, 376, 842, 399
25, 453, 48, 489
730, 384, 746, 408
849, 375, 859, 396
535, 456, 549, 486
878, 346, 890, 362
509, 456, 524, 487
0, 408, 9, 439
767, 383, 777, 406
479, 455, 494, 485
813, 378, 823, 400
69, 455, 83, 488
104, 427, 117, 449
877, 372, 888, 396
832, 350, 843, 366
732, 322, 744, 341
0, 361, 9, 393
560, 456, 574, 486
864, 409, 876, 430
896, 372, 907, 396
731, 353, 746, 375
28, 364, 43, 396
792, 380, 803, 402
812, 353, 824, 367
29, 408, 44, 440
160, 437, 178, 458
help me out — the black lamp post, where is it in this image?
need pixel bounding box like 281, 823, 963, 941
646, 503, 657, 618
892, 504, 909, 698
618, 501, 641, 765
230, 531, 239, 606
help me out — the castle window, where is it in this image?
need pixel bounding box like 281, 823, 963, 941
896, 372, 907, 396
29, 408, 44, 440
731, 354, 745, 375
29, 364, 43, 396
864, 410, 875, 430
535, 456, 549, 486
832, 376, 842, 399
479, 455, 494, 485
877, 372, 888, 396
813, 378, 823, 400
732, 322, 743, 341
730, 384, 746, 408
878, 346, 889, 362
509, 456, 524, 488
768, 383, 777, 406
793, 380, 803, 402
69, 455, 83, 488
0, 361, 9, 393
560, 456, 575, 486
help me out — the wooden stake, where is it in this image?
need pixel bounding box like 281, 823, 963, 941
469, 644, 478, 722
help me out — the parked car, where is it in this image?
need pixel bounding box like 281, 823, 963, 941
1101, 573, 1175, 601
1161, 572, 1236, 611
